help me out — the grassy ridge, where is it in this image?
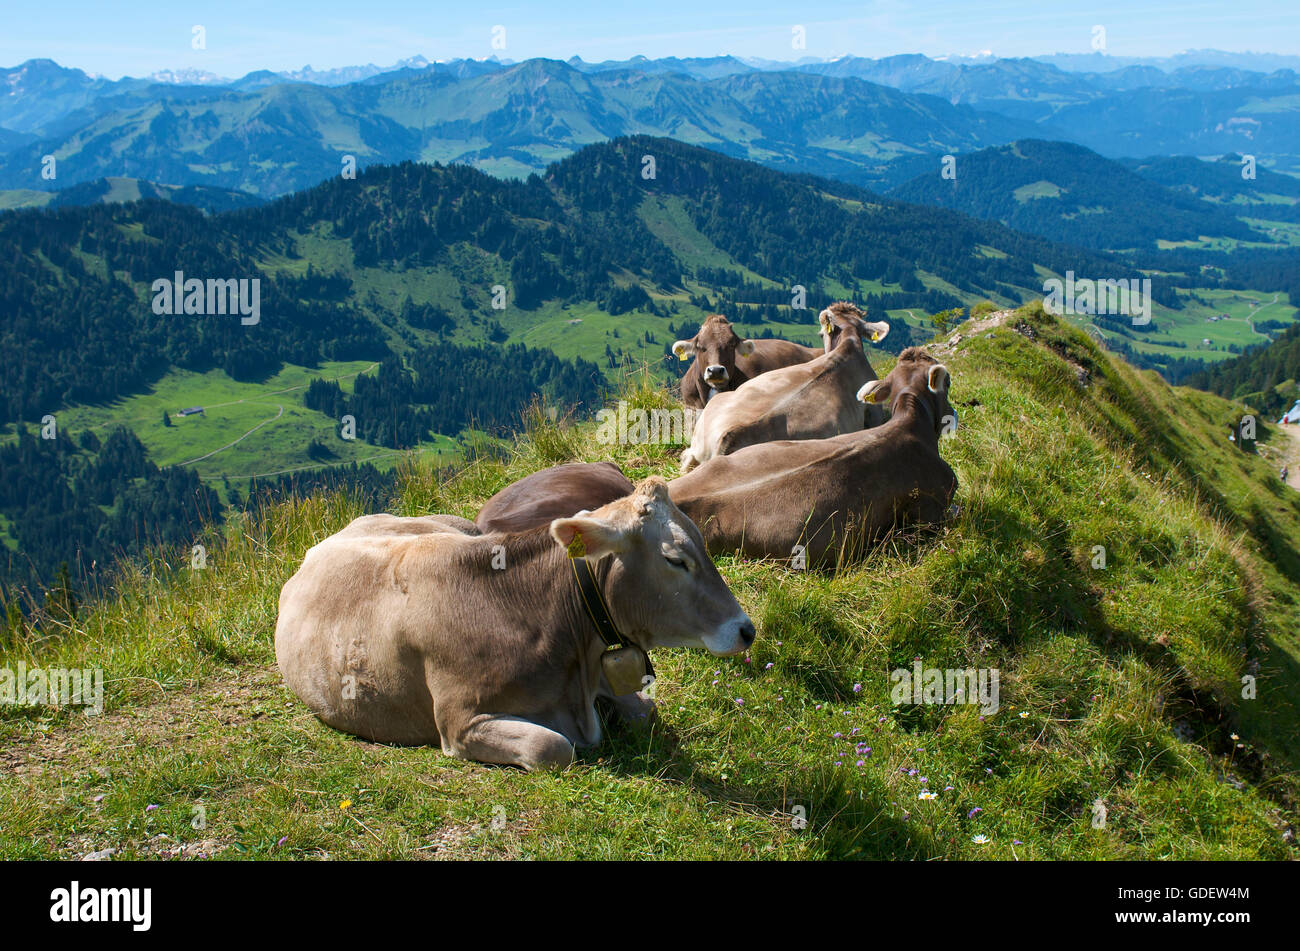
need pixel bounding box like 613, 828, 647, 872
1, 304, 1297, 860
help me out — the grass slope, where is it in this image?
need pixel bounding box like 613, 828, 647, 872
1, 305, 1297, 860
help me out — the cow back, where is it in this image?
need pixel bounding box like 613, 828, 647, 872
475, 461, 635, 534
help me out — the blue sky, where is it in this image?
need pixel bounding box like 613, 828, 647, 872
3, 0, 1297, 78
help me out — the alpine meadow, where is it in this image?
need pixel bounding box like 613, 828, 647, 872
2, 4, 1299, 905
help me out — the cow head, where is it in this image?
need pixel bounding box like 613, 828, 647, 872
672, 315, 757, 391
856, 347, 957, 437
550, 477, 755, 656
818, 301, 891, 353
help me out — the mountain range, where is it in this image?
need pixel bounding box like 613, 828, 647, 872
3, 53, 1300, 203
0, 60, 1044, 197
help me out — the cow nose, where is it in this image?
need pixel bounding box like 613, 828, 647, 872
704, 365, 727, 381
738, 619, 756, 648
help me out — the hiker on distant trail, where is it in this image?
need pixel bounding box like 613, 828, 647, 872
1282, 465, 1290, 483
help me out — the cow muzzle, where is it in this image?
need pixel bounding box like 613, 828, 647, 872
703, 365, 729, 385
704, 614, 756, 656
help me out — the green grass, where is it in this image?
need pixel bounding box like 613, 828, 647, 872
637, 195, 773, 282
1, 304, 1297, 860
1013, 180, 1064, 202
0, 360, 461, 505
1156, 217, 1300, 251
1073, 288, 1297, 364
0, 189, 53, 211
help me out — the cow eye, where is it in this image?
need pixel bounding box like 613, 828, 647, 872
665, 553, 690, 571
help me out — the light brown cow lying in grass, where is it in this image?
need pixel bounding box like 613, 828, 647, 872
674, 314, 824, 409
275, 477, 754, 770
679, 302, 891, 473
668, 348, 958, 566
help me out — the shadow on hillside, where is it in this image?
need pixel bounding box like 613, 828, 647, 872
587, 717, 936, 859
970, 493, 1300, 794
1039, 310, 1300, 590
1233, 628, 1300, 793
1245, 497, 1300, 586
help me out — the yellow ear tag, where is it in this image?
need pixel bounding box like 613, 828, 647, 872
567, 531, 586, 559
871, 332, 881, 342
678, 351, 690, 362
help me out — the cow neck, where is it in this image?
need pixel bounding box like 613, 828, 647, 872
480, 527, 601, 643
568, 553, 627, 651
828, 330, 868, 368
536, 540, 642, 657
888, 389, 938, 438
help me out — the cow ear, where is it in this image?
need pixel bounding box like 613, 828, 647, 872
928, 364, 951, 394
818, 308, 834, 335
551, 515, 627, 560
736, 339, 756, 357
858, 379, 891, 404
866, 321, 891, 343
672, 340, 694, 362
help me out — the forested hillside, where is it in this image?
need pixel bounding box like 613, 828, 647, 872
1123, 153, 1300, 205
890, 140, 1263, 251
0, 136, 1276, 598
0, 176, 265, 213
1, 133, 1144, 433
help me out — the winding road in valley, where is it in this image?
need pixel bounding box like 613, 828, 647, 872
177, 404, 283, 466
1243, 293, 1283, 340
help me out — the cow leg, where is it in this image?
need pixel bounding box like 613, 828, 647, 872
596, 673, 657, 730
609, 691, 656, 728
452, 714, 575, 771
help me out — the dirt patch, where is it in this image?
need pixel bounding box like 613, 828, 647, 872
1269, 423, 1300, 490
930, 309, 1016, 356
0, 665, 286, 778
66, 834, 229, 861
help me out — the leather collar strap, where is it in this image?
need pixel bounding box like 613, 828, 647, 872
570, 555, 625, 650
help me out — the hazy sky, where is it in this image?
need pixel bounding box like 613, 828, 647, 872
3, 0, 1297, 78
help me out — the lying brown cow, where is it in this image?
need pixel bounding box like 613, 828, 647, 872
275, 477, 754, 770
476, 461, 634, 534
668, 347, 958, 566
674, 314, 822, 409
679, 302, 890, 473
